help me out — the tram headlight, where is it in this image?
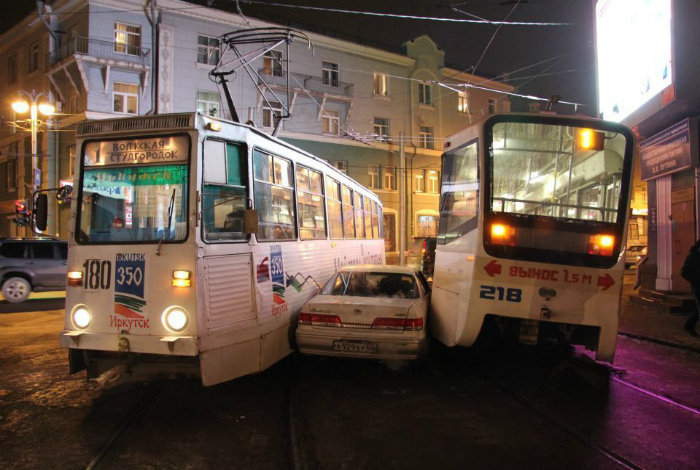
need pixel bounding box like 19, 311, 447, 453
72, 305, 92, 329
162, 306, 189, 333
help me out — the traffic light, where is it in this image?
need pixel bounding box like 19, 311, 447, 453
15, 200, 28, 216
12, 200, 29, 227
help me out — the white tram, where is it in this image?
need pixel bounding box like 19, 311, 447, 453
431, 113, 635, 361
60, 113, 384, 386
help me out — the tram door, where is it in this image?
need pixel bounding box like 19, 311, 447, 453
671, 188, 696, 292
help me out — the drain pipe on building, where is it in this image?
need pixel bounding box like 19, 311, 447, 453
399, 131, 406, 266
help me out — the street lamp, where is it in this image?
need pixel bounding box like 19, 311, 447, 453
12, 89, 55, 191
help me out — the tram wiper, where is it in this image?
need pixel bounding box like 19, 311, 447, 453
157, 189, 177, 256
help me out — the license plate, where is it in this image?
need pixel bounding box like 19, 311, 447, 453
333, 340, 377, 353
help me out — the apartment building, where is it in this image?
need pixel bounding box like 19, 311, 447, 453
0, 0, 512, 260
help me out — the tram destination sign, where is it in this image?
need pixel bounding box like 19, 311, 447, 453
640, 119, 691, 181
84, 135, 189, 166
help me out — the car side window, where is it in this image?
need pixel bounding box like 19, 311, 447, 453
56, 243, 68, 260
32, 243, 55, 259
0, 242, 27, 258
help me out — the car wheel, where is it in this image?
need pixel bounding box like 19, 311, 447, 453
2, 277, 32, 303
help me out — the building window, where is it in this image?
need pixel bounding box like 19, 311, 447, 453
414, 171, 424, 193
322, 110, 340, 135
28, 43, 40, 73
197, 35, 220, 65
426, 170, 440, 194
7, 143, 18, 190
419, 126, 434, 150
333, 161, 347, 174
368, 164, 379, 189
373, 73, 388, 96
322, 61, 339, 87
197, 90, 219, 117
263, 101, 283, 128
373, 118, 389, 141
384, 166, 397, 191
263, 50, 283, 77
68, 95, 78, 114
8, 56, 17, 84
488, 98, 497, 114
418, 82, 433, 106
113, 83, 138, 114
114, 23, 141, 56
384, 212, 397, 252
458, 91, 468, 113
416, 213, 439, 237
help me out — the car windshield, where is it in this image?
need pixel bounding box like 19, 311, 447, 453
321, 271, 418, 299
77, 136, 189, 243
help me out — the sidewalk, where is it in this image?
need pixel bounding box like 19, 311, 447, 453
620, 271, 700, 353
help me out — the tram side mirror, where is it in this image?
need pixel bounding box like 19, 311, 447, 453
56, 185, 73, 203
244, 210, 258, 234
35, 194, 48, 232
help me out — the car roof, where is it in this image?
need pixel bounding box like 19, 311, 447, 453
338, 264, 418, 274
0, 238, 65, 243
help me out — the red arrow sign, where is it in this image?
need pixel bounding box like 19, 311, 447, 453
484, 260, 502, 277
597, 273, 615, 291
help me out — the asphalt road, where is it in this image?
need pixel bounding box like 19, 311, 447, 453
1, 275, 699, 469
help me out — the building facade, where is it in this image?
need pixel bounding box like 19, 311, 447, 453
0, 0, 512, 262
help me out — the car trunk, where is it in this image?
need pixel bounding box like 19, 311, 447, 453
307, 295, 417, 328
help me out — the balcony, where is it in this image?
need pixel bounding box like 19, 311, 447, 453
47, 36, 151, 69
258, 68, 353, 99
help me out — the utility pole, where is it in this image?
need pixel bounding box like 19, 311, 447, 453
399, 131, 406, 266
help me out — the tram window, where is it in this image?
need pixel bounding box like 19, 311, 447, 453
203, 140, 226, 184
371, 201, 379, 239
438, 140, 479, 245
254, 150, 297, 240
296, 166, 327, 240
326, 177, 343, 239
354, 192, 365, 239
364, 196, 372, 239
342, 184, 356, 239
203, 140, 248, 242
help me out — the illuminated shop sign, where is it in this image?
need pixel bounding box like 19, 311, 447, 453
640, 119, 691, 181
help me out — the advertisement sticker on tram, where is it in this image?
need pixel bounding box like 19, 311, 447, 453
112, 253, 149, 331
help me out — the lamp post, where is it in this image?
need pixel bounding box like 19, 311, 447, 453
12, 89, 55, 192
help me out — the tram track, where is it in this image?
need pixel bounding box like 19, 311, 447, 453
84, 382, 164, 470
565, 354, 700, 417
484, 373, 645, 470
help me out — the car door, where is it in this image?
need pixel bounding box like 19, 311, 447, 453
29, 242, 65, 288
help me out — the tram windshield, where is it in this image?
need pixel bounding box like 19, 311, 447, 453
487, 121, 630, 223
77, 136, 189, 243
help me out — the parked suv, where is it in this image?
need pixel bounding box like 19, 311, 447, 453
0, 238, 68, 303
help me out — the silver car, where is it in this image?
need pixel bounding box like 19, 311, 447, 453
0, 238, 68, 303
296, 265, 430, 360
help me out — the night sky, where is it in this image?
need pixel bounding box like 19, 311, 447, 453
3, 0, 598, 115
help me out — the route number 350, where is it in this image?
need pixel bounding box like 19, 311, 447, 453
479, 285, 522, 303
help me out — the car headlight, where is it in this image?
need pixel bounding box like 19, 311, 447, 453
162, 306, 189, 333
72, 305, 92, 329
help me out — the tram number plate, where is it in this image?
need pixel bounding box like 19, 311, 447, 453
333, 340, 377, 353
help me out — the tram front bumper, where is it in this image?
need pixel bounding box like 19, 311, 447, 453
61, 330, 199, 356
